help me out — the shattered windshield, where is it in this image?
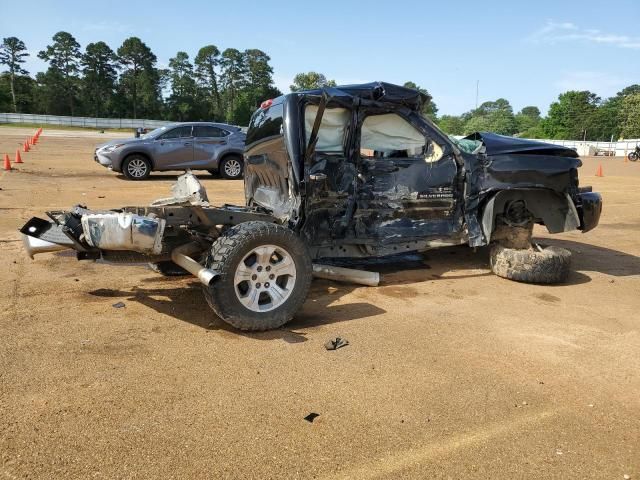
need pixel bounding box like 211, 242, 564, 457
449, 135, 483, 154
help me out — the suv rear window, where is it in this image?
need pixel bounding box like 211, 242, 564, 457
246, 103, 283, 146
193, 125, 228, 138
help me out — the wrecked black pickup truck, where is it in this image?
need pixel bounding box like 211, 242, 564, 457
21, 82, 602, 331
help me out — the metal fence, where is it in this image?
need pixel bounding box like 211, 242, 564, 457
522, 138, 640, 157
0, 112, 172, 130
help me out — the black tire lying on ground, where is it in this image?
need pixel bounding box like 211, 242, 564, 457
489, 244, 571, 284
148, 261, 189, 276
202, 221, 312, 331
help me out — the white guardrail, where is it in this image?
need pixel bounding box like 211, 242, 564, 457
0, 112, 172, 130
524, 138, 640, 157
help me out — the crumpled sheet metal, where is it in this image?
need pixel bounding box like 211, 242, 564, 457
81, 212, 166, 254
151, 171, 210, 206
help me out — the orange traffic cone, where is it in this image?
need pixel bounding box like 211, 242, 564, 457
3, 154, 11, 171
595, 164, 604, 177
23, 140, 29, 152
15, 149, 22, 163
32, 135, 37, 145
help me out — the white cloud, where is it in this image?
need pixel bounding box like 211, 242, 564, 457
528, 20, 640, 49
555, 71, 630, 95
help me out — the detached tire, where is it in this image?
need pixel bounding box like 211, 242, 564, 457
202, 221, 312, 331
490, 244, 571, 284
148, 261, 189, 276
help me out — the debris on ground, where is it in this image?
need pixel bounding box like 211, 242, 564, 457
112, 301, 126, 309
304, 413, 320, 423
325, 337, 349, 350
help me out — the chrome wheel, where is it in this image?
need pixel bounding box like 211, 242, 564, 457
127, 158, 149, 178
233, 244, 297, 312
223, 158, 242, 178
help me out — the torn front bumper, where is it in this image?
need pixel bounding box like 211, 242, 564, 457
576, 189, 602, 233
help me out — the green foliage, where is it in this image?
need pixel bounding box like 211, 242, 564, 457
0, 36, 29, 113
437, 115, 465, 135
82, 41, 117, 117
541, 91, 600, 140
619, 93, 640, 139
37, 32, 81, 115
194, 45, 221, 120
167, 51, 198, 121
289, 72, 336, 91
117, 37, 161, 118
403, 81, 438, 120
4, 32, 640, 139
460, 98, 517, 135
515, 106, 541, 134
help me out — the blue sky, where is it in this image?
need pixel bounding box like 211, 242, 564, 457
1, 0, 639, 115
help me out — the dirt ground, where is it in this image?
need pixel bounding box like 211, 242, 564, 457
1, 128, 639, 479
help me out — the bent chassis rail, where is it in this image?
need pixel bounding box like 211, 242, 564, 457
21, 203, 278, 266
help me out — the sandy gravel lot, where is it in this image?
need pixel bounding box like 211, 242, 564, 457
1, 128, 639, 479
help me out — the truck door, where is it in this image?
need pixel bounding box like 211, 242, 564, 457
355, 112, 461, 241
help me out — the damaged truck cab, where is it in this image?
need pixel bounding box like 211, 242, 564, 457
245, 82, 601, 258
21, 82, 602, 331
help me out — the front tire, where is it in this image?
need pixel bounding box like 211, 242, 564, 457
202, 221, 312, 331
219, 155, 244, 180
490, 243, 571, 284
628, 152, 639, 162
122, 154, 152, 180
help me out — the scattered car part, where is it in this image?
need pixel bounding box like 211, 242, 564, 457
171, 242, 218, 286
312, 264, 380, 287
324, 337, 349, 350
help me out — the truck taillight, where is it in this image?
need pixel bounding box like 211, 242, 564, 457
260, 99, 273, 109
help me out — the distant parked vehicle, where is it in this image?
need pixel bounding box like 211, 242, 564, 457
628, 145, 639, 162
94, 122, 246, 180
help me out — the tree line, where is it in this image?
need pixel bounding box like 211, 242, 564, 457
0, 33, 281, 125
1, 34, 639, 139
437, 86, 640, 141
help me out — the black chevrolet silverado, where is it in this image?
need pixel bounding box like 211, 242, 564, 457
21, 82, 602, 331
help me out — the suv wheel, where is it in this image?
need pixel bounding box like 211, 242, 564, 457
202, 221, 312, 331
122, 155, 151, 180
219, 155, 243, 179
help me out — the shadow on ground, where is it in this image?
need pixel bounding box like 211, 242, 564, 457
542, 238, 640, 277
87, 239, 639, 338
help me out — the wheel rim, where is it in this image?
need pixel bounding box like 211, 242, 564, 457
233, 244, 297, 312
127, 158, 148, 178
224, 159, 242, 177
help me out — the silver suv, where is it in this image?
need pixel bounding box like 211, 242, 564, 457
94, 122, 246, 180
